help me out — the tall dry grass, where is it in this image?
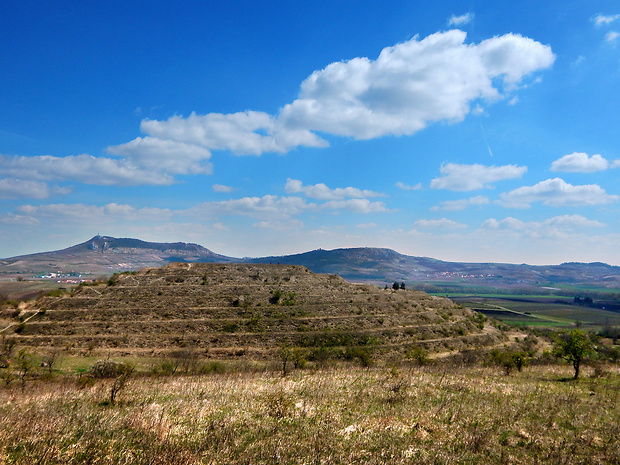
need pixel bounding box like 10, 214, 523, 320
0, 363, 618, 464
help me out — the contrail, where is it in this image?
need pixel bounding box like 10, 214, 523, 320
480, 123, 494, 157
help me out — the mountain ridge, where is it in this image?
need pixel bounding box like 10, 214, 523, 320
1, 235, 620, 289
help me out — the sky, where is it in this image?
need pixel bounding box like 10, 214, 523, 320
1, 1, 620, 265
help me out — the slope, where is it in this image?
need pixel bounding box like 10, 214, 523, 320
9, 263, 503, 361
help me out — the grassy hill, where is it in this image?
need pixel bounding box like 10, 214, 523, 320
4, 263, 503, 362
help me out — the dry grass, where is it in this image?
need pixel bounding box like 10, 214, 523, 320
1, 363, 618, 464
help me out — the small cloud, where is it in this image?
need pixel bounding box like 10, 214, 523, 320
472, 104, 485, 115
0, 178, 59, 199
571, 55, 586, 67
508, 96, 519, 105
395, 181, 422, 191
212, 184, 234, 193
551, 152, 609, 173
605, 31, 620, 43
414, 218, 467, 229
320, 198, 391, 214
498, 178, 619, 208
593, 14, 620, 26
107, 136, 213, 175
431, 195, 489, 211
431, 163, 527, 191
253, 219, 304, 230
482, 215, 605, 236
0, 214, 40, 225
285, 178, 386, 200
448, 13, 474, 26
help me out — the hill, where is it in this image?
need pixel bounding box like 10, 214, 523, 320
4, 263, 502, 360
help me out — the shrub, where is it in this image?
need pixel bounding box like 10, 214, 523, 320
405, 345, 430, 365
270, 289, 283, 304
490, 349, 529, 375
88, 360, 132, 378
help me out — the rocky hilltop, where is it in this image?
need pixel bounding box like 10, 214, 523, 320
13, 263, 503, 361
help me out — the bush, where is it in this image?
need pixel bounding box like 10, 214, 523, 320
405, 345, 430, 365
490, 349, 529, 375
88, 360, 132, 378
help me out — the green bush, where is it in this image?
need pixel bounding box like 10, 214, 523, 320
88, 360, 132, 378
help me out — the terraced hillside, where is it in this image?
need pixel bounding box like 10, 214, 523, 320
10, 263, 504, 360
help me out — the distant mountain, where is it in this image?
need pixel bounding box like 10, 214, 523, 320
249, 247, 620, 289
0, 235, 233, 277
1, 236, 620, 289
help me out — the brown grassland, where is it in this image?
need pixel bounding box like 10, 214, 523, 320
0, 363, 618, 464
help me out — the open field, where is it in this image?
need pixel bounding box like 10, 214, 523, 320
447, 294, 620, 331
0, 280, 76, 302
1, 364, 618, 464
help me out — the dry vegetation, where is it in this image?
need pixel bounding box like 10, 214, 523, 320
1, 263, 618, 463
4, 263, 505, 360
0, 364, 618, 464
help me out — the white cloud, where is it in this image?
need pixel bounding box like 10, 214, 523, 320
212, 184, 235, 193
551, 152, 609, 173
320, 198, 390, 213
395, 181, 422, 191
605, 31, 620, 43
612, 160, 620, 168
498, 178, 619, 208
431, 163, 527, 191
431, 195, 490, 211
593, 14, 620, 26
285, 178, 386, 200
140, 111, 327, 156
106, 137, 213, 175
279, 30, 554, 141
0, 154, 173, 186
0, 178, 68, 199
482, 215, 605, 237
14, 203, 172, 223
184, 195, 313, 220
0, 214, 40, 225
136, 30, 553, 156
571, 55, 586, 67
448, 13, 474, 26
253, 219, 305, 230
414, 218, 467, 229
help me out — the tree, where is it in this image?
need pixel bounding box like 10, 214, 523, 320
400, 282, 406, 290
16, 348, 33, 391
392, 282, 400, 290
278, 345, 291, 375
109, 364, 135, 405
552, 330, 593, 379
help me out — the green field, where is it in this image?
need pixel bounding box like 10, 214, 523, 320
445, 294, 620, 331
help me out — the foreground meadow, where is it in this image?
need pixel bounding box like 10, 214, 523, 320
1, 363, 618, 464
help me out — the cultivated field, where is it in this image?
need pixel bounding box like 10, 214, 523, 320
449, 294, 620, 331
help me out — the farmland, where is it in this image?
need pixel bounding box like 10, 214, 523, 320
446, 293, 620, 331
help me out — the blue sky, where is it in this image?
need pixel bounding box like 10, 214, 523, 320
1, 1, 620, 265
